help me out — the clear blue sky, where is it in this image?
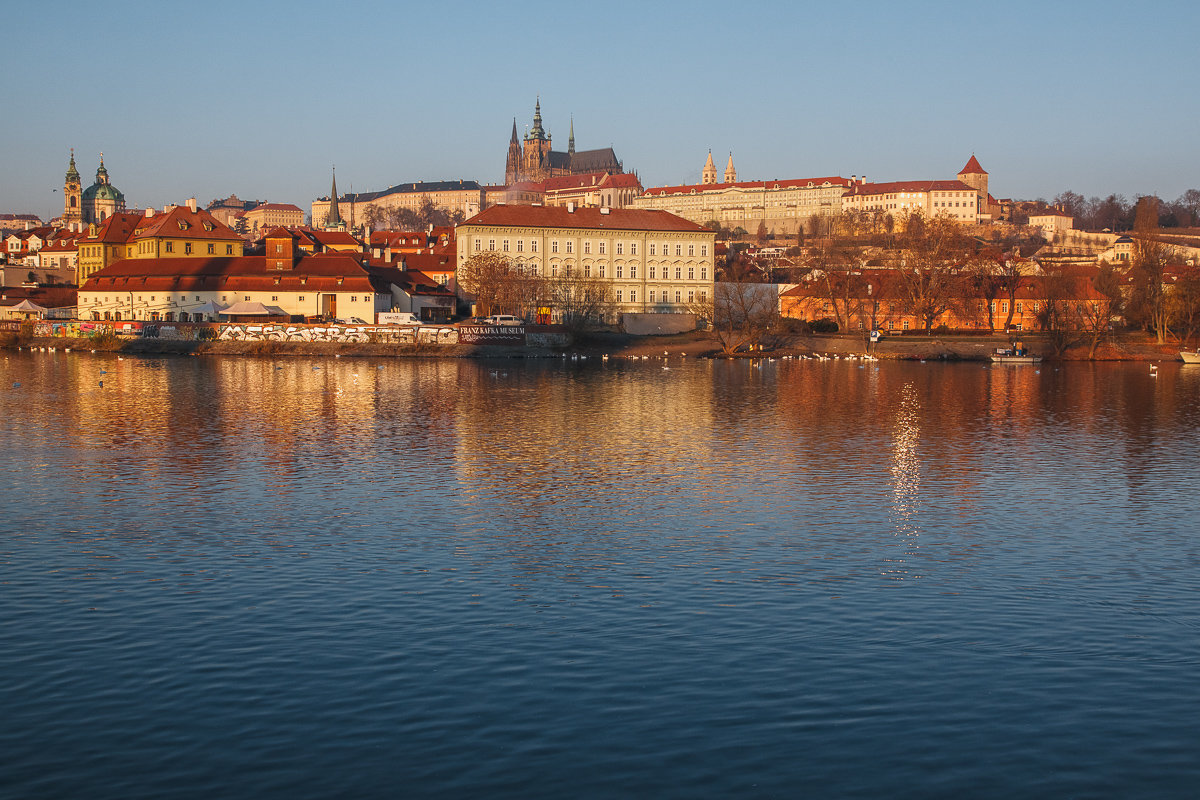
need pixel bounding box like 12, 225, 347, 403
4, 0, 1197, 220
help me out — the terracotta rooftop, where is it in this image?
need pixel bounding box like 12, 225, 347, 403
463, 205, 709, 232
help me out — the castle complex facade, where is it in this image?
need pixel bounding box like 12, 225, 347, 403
504, 99, 622, 184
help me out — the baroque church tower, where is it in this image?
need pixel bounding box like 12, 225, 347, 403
724, 153, 738, 184
63, 150, 83, 230
701, 150, 718, 185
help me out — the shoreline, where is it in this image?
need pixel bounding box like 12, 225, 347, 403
3, 330, 1187, 361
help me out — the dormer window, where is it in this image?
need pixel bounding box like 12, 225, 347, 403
177, 220, 188, 230
203, 222, 213, 231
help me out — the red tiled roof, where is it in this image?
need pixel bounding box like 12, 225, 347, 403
79, 253, 382, 294
643, 176, 850, 197
250, 203, 304, 213
134, 206, 242, 242
80, 212, 144, 244
959, 155, 987, 175
844, 180, 975, 197
463, 205, 709, 232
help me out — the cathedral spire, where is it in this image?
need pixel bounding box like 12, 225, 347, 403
528, 96, 547, 141
510, 117, 519, 145
568, 116, 575, 154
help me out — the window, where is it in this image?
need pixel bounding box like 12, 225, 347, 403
649, 266, 656, 280
566, 241, 573, 253
688, 244, 694, 256
503, 240, 509, 252
630, 243, 637, 255
699, 291, 707, 303
584, 264, 591, 277
475, 239, 481, 252
688, 266, 694, 280
551, 264, 558, 277
299, 296, 305, 301
1001, 301, 1009, 312
688, 291, 694, 303
675, 245, 682, 256
517, 240, 523, 252
207, 243, 214, 254
649, 290, 656, 303
599, 242, 606, 255
630, 290, 637, 303
599, 265, 606, 278
649, 244, 656, 256
584, 242, 591, 254
675, 267, 682, 280
272, 296, 278, 301
1016, 302, 1023, 312
488, 239, 495, 251
675, 291, 682, 303
165, 242, 173, 253
903, 320, 910, 330
630, 265, 637, 279
552, 241, 559, 253
616, 265, 623, 278
616, 290, 623, 302
531, 240, 538, 253
616, 243, 623, 255
700, 267, 707, 280
226, 245, 234, 255
701, 245, 707, 256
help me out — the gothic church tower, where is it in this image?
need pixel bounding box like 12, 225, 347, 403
724, 153, 738, 184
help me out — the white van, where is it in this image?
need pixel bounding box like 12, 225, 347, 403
485, 315, 523, 326
377, 312, 422, 325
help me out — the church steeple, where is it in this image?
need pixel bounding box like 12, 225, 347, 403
568, 116, 575, 154
326, 166, 344, 230
528, 97, 547, 141
724, 152, 737, 184
95, 153, 109, 185
63, 149, 82, 228
701, 150, 717, 185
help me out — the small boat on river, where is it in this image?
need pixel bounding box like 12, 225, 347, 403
1179, 350, 1200, 364
990, 347, 1042, 364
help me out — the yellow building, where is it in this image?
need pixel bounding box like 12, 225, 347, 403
130, 199, 244, 260
456, 205, 715, 315
76, 212, 143, 284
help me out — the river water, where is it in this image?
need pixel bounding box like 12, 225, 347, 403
2, 350, 1199, 798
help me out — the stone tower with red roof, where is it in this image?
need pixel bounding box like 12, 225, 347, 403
957, 155, 988, 205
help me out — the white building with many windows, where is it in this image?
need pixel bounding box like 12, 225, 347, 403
456, 205, 715, 314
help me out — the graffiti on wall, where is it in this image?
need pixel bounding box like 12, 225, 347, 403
218, 324, 458, 344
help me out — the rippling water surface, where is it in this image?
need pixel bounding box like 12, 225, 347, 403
2, 351, 1199, 798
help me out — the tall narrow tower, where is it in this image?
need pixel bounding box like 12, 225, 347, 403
522, 97, 552, 181
505, 118, 522, 184
957, 155, 988, 221
701, 150, 718, 185
63, 149, 82, 229
724, 152, 738, 184
325, 167, 344, 230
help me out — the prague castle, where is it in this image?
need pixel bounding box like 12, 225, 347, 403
504, 99, 623, 184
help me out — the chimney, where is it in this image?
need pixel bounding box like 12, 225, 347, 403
188, 197, 197, 213
567, 202, 576, 213
861, 175, 867, 185
146, 208, 155, 218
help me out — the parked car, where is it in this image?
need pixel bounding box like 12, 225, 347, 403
484, 315, 523, 326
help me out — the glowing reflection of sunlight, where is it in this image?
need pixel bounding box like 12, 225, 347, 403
887, 383, 922, 578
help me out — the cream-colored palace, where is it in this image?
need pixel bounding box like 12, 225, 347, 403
456, 205, 716, 313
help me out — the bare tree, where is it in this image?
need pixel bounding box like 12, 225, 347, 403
894, 215, 977, 334
1168, 264, 1200, 346
1128, 197, 1174, 343
539, 269, 616, 331
457, 251, 517, 317
699, 281, 779, 355
1080, 263, 1124, 359
1037, 272, 1086, 357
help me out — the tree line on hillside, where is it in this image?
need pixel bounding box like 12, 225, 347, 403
1046, 189, 1200, 231
354, 196, 466, 232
